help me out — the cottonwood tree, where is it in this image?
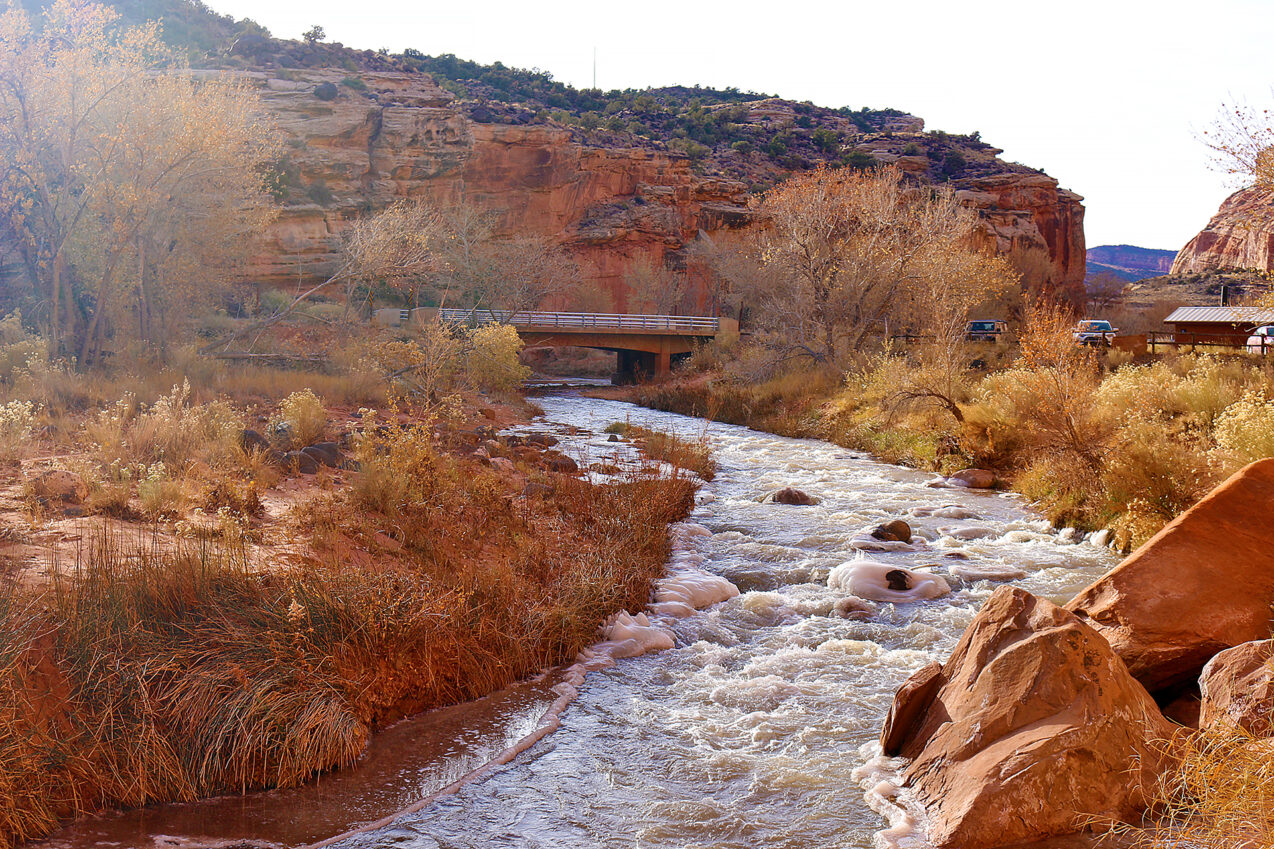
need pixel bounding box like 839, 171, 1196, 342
624, 258, 688, 314
0, 0, 280, 361
746, 165, 1009, 367
430, 204, 582, 317
207, 199, 444, 352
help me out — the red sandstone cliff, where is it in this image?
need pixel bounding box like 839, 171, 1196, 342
1172, 186, 1274, 275
242, 69, 1085, 309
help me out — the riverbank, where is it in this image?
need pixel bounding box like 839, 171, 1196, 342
0, 361, 695, 847
619, 343, 1274, 550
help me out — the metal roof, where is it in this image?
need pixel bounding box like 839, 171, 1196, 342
1164, 306, 1274, 324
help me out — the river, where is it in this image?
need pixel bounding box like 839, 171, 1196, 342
36, 393, 1117, 849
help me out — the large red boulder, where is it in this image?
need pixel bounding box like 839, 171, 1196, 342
886, 586, 1175, 849
1199, 639, 1274, 736
1066, 459, 1274, 692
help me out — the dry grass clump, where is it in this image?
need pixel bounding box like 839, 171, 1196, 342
1109, 725, 1274, 848
86, 381, 243, 469
636, 365, 841, 437
611, 423, 717, 481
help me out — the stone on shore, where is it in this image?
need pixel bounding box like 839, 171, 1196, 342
946, 468, 996, 488
29, 470, 89, 505
886, 586, 1174, 849
1066, 458, 1274, 692
1199, 638, 1274, 736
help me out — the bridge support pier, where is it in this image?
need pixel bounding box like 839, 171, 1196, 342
613, 350, 654, 385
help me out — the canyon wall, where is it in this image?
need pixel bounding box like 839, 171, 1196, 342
1172, 186, 1274, 275
239, 69, 1085, 310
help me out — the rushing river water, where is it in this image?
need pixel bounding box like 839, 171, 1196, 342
38, 393, 1117, 849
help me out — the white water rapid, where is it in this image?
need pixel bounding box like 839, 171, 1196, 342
331, 393, 1117, 849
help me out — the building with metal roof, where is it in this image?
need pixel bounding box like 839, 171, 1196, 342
1164, 306, 1274, 348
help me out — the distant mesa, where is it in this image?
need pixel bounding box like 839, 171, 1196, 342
1085, 244, 1177, 283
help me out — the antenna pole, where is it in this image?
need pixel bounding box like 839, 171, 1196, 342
592, 46, 596, 90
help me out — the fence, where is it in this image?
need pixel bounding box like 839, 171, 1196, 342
1147, 331, 1272, 355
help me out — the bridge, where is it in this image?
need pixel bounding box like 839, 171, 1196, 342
372, 307, 737, 382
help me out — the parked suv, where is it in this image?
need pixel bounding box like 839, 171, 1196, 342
1072, 319, 1118, 346
965, 319, 1007, 342
1246, 325, 1274, 354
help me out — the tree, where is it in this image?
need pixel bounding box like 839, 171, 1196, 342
624, 258, 688, 314
302, 24, 325, 45
744, 165, 1006, 366
1204, 101, 1274, 188
0, 0, 280, 361
1086, 272, 1128, 312
206, 199, 443, 352
429, 204, 581, 317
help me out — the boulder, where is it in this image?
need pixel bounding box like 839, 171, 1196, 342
1199, 639, 1274, 736
947, 468, 996, 489
1066, 459, 1274, 691
491, 457, 515, 474
870, 519, 911, 542
880, 661, 943, 756
521, 482, 554, 499
526, 433, 559, 448
545, 453, 579, 473
771, 486, 818, 506
890, 586, 1175, 849
607, 433, 622, 443
827, 561, 949, 603
280, 450, 320, 475
29, 470, 89, 505
239, 428, 272, 454
301, 442, 346, 468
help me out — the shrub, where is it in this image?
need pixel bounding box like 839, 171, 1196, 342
730, 140, 753, 155
0, 400, 36, 462
306, 179, 334, 206
272, 389, 328, 447
339, 76, 366, 90
812, 127, 839, 154
1213, 392, 1274, 472
464, 324, 530, 394
0, 313, 44, 385
87, 381, 242, 470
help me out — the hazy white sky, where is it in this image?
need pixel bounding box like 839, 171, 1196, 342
207, 0, 1274, 252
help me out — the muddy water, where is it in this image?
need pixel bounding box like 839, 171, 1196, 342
35, 394, 1117, 849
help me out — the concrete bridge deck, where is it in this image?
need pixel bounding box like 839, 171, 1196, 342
373, 307, 736, 381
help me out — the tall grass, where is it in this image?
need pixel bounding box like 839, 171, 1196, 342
607, 423, 717, 481
1107, 725, 1274, 848
0, 424, 695, 846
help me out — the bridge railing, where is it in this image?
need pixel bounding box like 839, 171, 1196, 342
438, 308, 720, 333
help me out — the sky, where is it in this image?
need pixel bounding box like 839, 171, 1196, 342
205, 0, 1274, 252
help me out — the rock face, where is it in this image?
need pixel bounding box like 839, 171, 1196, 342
1066, 459, 1274, 692
222, 69, 1085, 309
887, 586, 1174, 849
1172, 187, 1274, 275
1199, 639, 1274, 736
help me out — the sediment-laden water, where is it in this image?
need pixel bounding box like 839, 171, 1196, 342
37, 394, 1116, 849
